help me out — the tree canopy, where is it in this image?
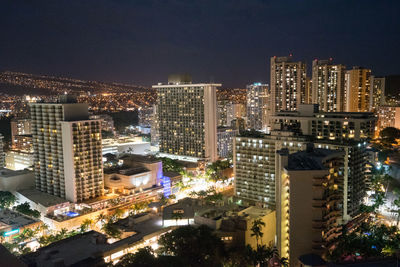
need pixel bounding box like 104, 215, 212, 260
158, 225, 225, 267
0, 191, 16, 209
14, 202, 40, 218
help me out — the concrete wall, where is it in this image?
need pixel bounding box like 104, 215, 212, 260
244, 210, 276, 249
0, 170, 34, 191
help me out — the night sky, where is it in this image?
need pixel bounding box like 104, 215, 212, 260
1, 0, 399, 88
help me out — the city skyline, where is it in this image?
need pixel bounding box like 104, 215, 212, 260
1, 1, 400, 88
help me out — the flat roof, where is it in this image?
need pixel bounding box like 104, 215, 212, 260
17, 189, 68, 208
287, 148, 342, 171
0, 209, 40, 230
119, 154, 161, 164
0, 168, 33, 178
22, 214, 168, 266
21, 231, 109, 266
0, 244, 27, 267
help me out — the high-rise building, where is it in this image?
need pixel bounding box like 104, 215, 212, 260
138, 106, 154, 128
217, 127, 238, 159
304, 77, 312, 104
370, 76, 386, 112
276, 147, 344, 265
11, 118, 33, 152
217, 100, 229, 127
151, 104, 159, 146
226, 103, 246, 126
0, 134, 4, 168
89, 114, 115, 133
218, 101, 246, 127
153, 75, 220, 162
377, 106, 400, 134
271, 104, 376, 141
272, 104, 375, 219
345, 67, 372, 112
30, 96, 104, 202
234, 130, 308, 208
311, 59, 346, 112
246, 83, 269, 131
270, 56, 306, 114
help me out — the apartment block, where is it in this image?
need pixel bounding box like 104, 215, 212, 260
217, 127, 238, 158
30, 96, 104, 203
345, 67, 372, 112
270, 56, 306, 114
233, 130, 308, 208
153, 75, 219, 162
246, 83, 269, 131
377, 106, 400, 134
271, 104, 376, 141
370, 76, 386, 112
311, 59, 346, 112
276, 147, 344, 266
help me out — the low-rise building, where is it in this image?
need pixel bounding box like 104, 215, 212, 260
15, 189, 70, 221
102, 137, 151, 156
104, 166, 154, 195
21, 214, 173, 266
0, 168, 34, 191
0, 209, 42, 242
5, 150, 34, 170
195, 206, 276, 249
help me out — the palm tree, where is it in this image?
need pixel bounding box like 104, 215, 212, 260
96, 213, 107, 224
113, 208, 124, 220
80, 219, 94, 232
251, 219, 266, 246
171, 212, 183, 225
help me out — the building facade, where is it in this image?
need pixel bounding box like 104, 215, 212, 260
311, 59, 346, 112
153, 77, 219, 162
217, 127, 238, 158
246, 83, 269, 131
270, 56, 306, 114
5, 150, 34, 170
345, 67, 372, 112
271, 104, 376, 141
377, 106, 400, 134
89, 114, 115, 133
370, 76, 386, 112
272, 104, 375, 219
60, 120, 103, 203
0, 134, 4, 168
30, 96, 104, 202
11, 118, 33, 152
276, 147, 344, 266
234, 130, 307, 208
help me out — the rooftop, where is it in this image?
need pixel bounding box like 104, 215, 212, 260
0, 209, 40, 230
104, 166, 149, 176
119, 154, 161, 164
0, 168, 33, 178
17, 189, 69, 208
22, 214, 168, 266
286, 147, 342, 171
21, 231, 109, 267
